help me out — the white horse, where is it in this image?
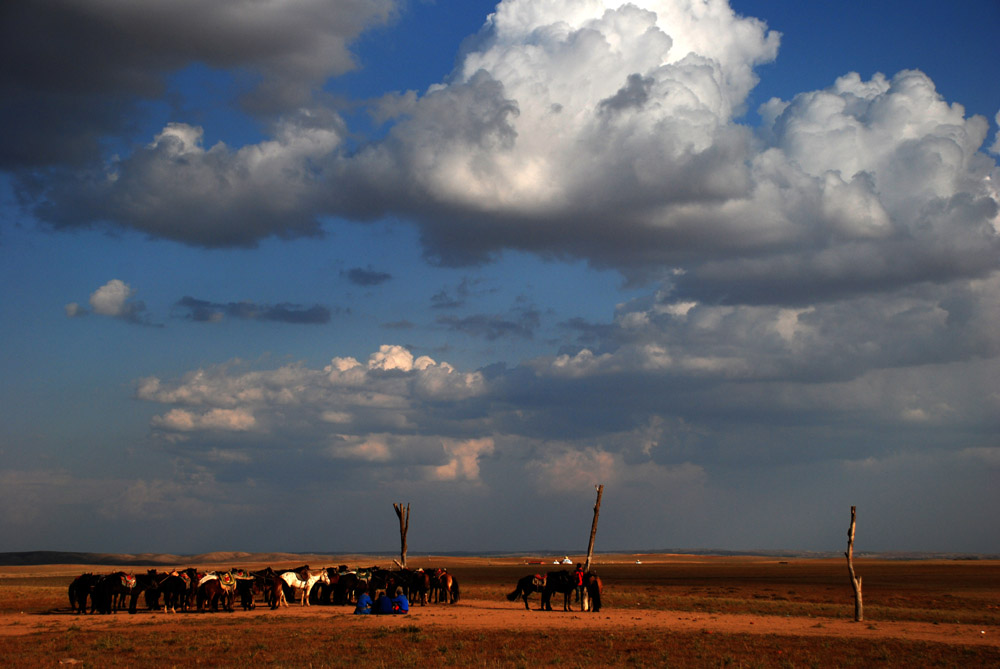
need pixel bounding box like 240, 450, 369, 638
279, 568, 330, 606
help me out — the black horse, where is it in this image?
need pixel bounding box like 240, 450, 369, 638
127, 569, 163, 614
537, 570, 604, 612
158, 573, 191, 613
91, 572, 132, 614
506, 574, 547, 610
540, 570, 575, 611
389, 568, 430, 606
68, 573, 99, 613
332, 570, 364, 605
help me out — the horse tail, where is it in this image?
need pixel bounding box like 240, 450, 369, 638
451, 579, 460, 603
506, 586, 521, 602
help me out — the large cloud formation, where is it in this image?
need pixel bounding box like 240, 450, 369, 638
14, 0, 998, 298
4, 0, 1000, 551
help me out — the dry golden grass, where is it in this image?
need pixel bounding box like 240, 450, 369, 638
0, 555, 998, 668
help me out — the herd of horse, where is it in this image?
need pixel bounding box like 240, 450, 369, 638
506, 569, 603, 612
67, 565, 460, 615
67, 564, 603, 615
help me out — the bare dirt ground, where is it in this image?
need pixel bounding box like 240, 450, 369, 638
4, 595, 996, 647
1, 553, 998, 667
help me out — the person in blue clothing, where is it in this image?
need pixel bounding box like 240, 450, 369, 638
391, 586, 410, 614
373, 589, 394, 615
353, 586, 372, 614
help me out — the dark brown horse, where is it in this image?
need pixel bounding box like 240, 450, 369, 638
68, 573, 98, 613
540, 570, 575, 611
158, 572, 189, 613
92, 572, 132, 614
196, 575, 234, 612
127, 569, 163, 614
406, 568, 431, 605
506, 573, 547, 610
539, 570, 603, 612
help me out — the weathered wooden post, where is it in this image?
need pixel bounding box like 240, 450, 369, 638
582, 484, 604, 611
845, 505, 863, 621
393, 502, 410, 569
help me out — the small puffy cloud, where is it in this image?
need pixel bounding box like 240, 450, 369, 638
90, 279, 135, 316
67, 279, 151, 324
64, 302, 86, 318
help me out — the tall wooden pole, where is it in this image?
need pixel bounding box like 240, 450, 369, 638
393, 503, 410, 569
582, 484, 604, 611
845, 505, 863, 622
584, 484, 604, 572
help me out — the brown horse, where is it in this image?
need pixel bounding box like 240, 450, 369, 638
430, 568, 460, 604
584, 572, 603, 612
196, 575, 234, 612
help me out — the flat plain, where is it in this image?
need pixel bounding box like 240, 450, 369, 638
1, 553, 998, 667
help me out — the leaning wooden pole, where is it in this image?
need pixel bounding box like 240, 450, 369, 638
584, 484, 604, 572
393, 502, 410, 569
582, 484, 604, 611
845, 505, 863, 622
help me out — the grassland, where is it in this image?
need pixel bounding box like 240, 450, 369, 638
0, 554, 998, 667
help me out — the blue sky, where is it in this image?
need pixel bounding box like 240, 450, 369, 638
1, 0, 999, 555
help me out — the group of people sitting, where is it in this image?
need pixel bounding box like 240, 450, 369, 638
353, 586, 409, 615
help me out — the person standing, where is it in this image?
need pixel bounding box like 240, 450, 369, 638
573, 564, 585, 604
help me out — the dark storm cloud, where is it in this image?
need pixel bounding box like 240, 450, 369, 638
0, 0, 398, 170
175, 296, 332, 324
436, 304, 541, 341
343, 266, 392, 286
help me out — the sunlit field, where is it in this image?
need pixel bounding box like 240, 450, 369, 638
1, 555, 998, 667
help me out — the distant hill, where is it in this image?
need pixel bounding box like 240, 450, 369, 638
0, 551, 371, 567
0, 549, 995, 566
